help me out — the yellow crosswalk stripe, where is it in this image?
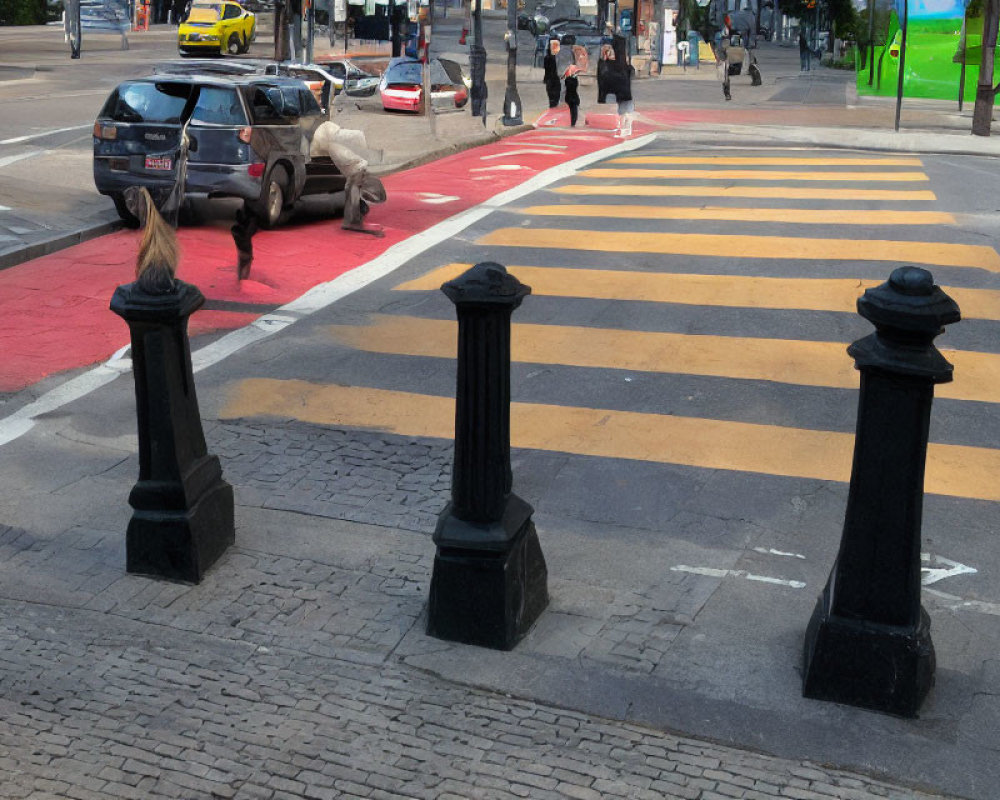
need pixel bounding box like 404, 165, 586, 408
477, 228, 1000, 273
578, 169, 930, 182
553, 184, 937, 201
608, 156, 925, 166
520, 205, 956, 226
220, 379, 1000, 503
326, 315, 999, 404
394, 264, 1000, 322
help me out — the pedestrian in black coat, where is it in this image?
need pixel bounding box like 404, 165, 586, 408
543, 39, 561, 108
563, 64, 580, 126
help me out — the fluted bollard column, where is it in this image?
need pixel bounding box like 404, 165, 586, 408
427, 262, 548, 650
111, 279, 235, 583
803, 266, 961, 717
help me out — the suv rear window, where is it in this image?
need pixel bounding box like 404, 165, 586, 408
190, 86, 248, 125
101, 81, 193, 123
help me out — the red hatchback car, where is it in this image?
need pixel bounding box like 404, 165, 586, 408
378, 57, 469, 113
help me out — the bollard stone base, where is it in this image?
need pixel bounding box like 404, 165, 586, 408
802, 585, 935, 718
427, 503, 548, 651
126, 467, 234, 584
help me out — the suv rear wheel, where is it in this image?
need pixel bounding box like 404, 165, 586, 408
111, 193, 140, 229
254, 164, 289, 228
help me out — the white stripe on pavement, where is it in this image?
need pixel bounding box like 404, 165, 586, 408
670, 565, 806, 589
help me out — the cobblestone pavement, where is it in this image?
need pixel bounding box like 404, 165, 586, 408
0, 416, 966, 800
0, 567, 956, 800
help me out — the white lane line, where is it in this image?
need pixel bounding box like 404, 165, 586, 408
0, 124, 92, 146
470, 164, 532, 172
925, 588, 1000, 617
0, 134, 657, 448
753, 548, 806, 559
508, 142, 569, 149
0, 205, 11, 212
480, 149, 565, 159
0, 151, 43, 169
671, 565, 806, 589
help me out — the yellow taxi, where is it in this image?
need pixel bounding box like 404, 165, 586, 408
178, 1, 256, 57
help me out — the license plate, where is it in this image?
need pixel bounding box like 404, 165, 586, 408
145, 156, 172, 171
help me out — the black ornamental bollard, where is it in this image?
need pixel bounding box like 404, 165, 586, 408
802, 266, 961, 717
427, 262, 548, 650
111, 278, 235, 584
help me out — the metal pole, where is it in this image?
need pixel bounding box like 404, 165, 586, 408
867, 0, 876, 85
894, 0, 908, 131
501, 0, 522, 125
469, 0, 487, 123
306, 0, 314, 64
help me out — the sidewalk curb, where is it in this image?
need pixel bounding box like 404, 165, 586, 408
0, 217, 123, 272
657, 123, 1000, 158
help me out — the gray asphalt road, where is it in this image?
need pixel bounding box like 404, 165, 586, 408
10, 135, 995, 798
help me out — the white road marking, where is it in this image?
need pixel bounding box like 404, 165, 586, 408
671, 565, 805, 589
481, 149, 565, 159
416, 192, 460, 204
753, 548, 806, 559
920, 552, 978, 586
0, 134, 657, 448
0, 150, 43, 169
0, 124, 91, 145
470, 164, 532, 172
0, 205, 11, 212
925, 587, 1000, 617
507, 142, 568, 149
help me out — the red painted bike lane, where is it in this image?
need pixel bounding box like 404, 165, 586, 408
0, 127, 624, 394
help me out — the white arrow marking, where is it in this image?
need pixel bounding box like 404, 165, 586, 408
753, 547, 806, 559
920, 553, 977, 586
671, 565, 805, 589
481, 148, 564, 159
416, 192, 460, 204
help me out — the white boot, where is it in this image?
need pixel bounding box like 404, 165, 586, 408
621, 113, 633, 137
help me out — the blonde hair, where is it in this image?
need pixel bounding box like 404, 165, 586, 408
130, 187, 178, 291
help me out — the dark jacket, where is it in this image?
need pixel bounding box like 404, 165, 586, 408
543, 53, 561, 107
799, 33, 809, 52
564, 74, 580, 106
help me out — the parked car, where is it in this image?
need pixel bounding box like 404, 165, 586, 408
93, 74, 346, 228
178, 1, 256, 56
549, 18, 603, 48
312, 59, 381, 97
378, 57, 469, 113
269, 60, 379, 110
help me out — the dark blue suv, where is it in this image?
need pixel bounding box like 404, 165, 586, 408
93, 74, 345, 227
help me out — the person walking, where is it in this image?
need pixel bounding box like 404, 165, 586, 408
563, 64, 581, 127
613, 33, 634, 136
799, 30, 811, 70
596, 42, 614, 104
543, 39, 562, 108
717, 16, 732, 101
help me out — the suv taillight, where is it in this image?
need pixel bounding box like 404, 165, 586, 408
238, 126, 252, 144
248, 162, 265, 178
93, 122, 117, 140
